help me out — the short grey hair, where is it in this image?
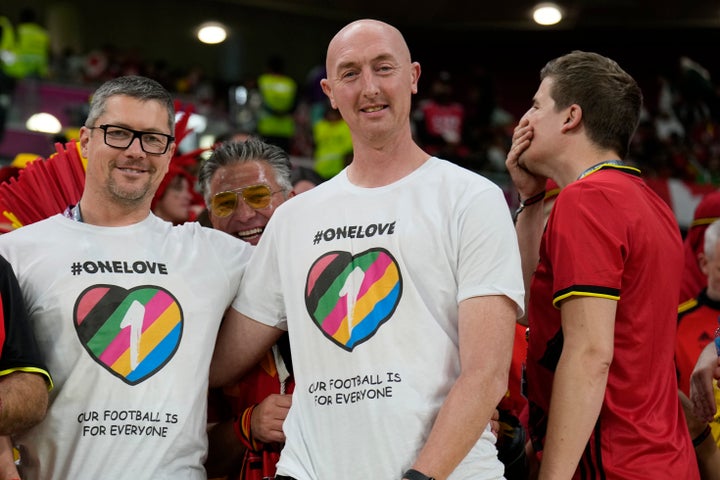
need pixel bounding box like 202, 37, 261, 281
704, 219, 720, 259
84, 76, 175, 134
199, 138, 293, 205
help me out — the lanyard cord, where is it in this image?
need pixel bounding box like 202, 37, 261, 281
577, 160, 624, 180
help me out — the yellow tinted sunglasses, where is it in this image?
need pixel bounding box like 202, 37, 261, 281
210, 184, 281, 217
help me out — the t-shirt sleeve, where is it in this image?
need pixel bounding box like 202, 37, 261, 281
547, 185, 623, 307
0, 255, 52, 388
232, 215, 288, 330
457, 183, 525, 316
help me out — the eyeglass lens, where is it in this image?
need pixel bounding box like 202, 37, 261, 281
211, 184, 274, 217
103, 125, 171, 154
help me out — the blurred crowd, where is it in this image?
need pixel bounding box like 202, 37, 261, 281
1, 13, 720, 480
2, 8, 720, 190
56, 48, 720, 187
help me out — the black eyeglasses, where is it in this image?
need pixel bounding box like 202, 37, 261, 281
88, 124, 175, 155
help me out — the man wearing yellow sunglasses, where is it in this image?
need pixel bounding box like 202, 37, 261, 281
199, 139, 295, 246
199, 138, 296, 480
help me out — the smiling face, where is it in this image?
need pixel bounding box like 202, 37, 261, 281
207, 160, 289, 245
80, 95, 176, 208
320, 20, 420, 147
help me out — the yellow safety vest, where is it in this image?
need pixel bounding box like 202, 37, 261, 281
257, 73, 297, 138
3, 21, 49, 78
313, 118, 353, 179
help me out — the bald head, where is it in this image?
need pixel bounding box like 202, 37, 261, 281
320, 18, 421, 150
325, 19, 412, 73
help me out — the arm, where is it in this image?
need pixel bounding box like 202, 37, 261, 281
0, 256, 50, 435
679, 389, 720, 480
695, 431, 720, 480
538, 296, 616, 479
209, 307, 284, 388
690, 341, 720, 422
406, 295, 516, 480
0, 371, 48, 435
505, 118, 547, 325
205, 419, 245, 478
0, 436, 18, 480
513, 196, 545, 327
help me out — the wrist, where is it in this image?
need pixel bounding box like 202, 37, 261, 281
233, 404, 262, 451
519, 190, 546, 205
403, 468, 436, 480
693, 424, 712, 448
513, 190, 546, 223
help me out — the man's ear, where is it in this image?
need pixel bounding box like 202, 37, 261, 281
699, 252, 710, 276
561, 104, 582, 132
79, 126, 90, 158
320, 79, 337, 109
410, 61, 421, 95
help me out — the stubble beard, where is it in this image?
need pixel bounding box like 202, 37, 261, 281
106, 175, 154, 206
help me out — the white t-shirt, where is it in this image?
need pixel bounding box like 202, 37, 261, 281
234, 158, 524, 480
0, 213, 253, 480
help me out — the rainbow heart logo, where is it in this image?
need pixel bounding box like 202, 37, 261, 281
305, 248, 402, 351
74, 285, 183, 385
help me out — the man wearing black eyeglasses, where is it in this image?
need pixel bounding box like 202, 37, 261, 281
199, 138, 296, 480
0, 75, 254, 480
